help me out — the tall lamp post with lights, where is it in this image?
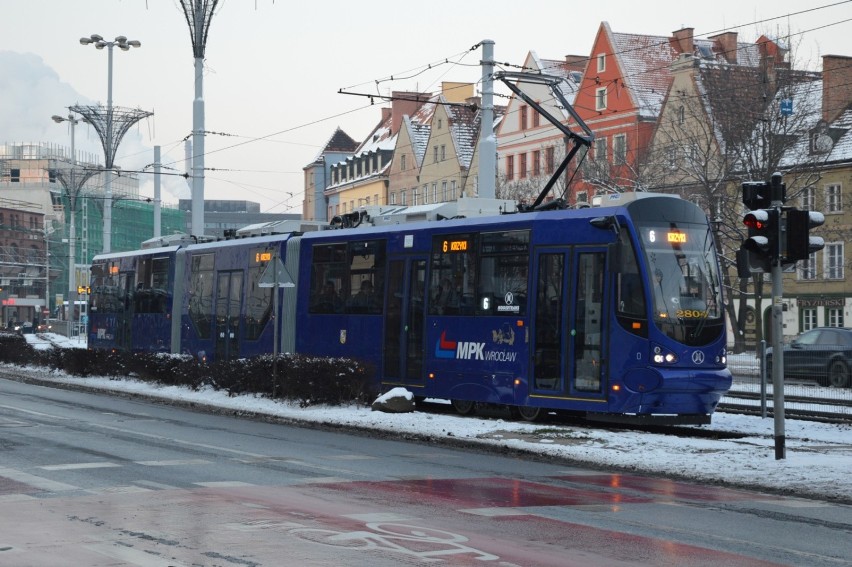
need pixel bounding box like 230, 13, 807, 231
76, 34, 147, 254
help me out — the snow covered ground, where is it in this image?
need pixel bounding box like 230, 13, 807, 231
12, 333, 852, 503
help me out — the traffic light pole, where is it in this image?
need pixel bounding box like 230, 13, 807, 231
769, 176, 786, 460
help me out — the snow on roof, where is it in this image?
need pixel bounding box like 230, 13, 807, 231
608, 28, 678, 119
446, 98, 480, 169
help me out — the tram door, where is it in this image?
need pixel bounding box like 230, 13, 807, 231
382, 257, 427, 388
530, 248, 607, 397
116, 271, 134, 351
215, 271, 243, 361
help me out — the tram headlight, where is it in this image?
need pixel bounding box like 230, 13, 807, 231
652, 344, 678, 365
716, 349, 727, 365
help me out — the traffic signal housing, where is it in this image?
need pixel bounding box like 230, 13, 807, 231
785, 209, 825, 262
740, 208, 779, 272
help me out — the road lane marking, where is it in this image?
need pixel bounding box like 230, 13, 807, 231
0, 466, 78, 491
85, 542, 189, 566
40, 462, 122, 471
194, 481, 255, 487
135, 459, 211, 466
458, 507, 532, 517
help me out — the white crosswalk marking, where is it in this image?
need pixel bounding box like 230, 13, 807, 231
0, 465, 78, 491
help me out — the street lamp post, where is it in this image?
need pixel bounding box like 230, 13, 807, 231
79, 34, 141, 254
51, 113, 80, 333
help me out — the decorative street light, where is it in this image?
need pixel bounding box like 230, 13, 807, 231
179, 0, 220, 237
79, 34, 141, 254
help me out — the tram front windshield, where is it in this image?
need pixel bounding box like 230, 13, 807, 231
637, 222, 723, 346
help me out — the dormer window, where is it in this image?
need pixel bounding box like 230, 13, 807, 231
596, 53, 606, 72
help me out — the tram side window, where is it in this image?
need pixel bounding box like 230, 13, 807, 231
89, 261, 125, 314
476, 230, 529, 316
188, 253, 215, 339
615, 228, 648, 337
430, 233, 477, 315
310, 244, 347, 314
309, 240, 386, 315
134, 256, 170, 314
245, 253, 273, 341
346, 240, 385, 314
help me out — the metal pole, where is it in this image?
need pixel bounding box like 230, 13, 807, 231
103, 42, 114, 254
191, 3, 205, 237
272, 251, 279, 388
69, 118, 78, 336
770, 173, 786, 460
477, 39, 496, 200
154, 145, 162, 238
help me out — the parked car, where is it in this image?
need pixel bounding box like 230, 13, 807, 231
766, 327, 852, 388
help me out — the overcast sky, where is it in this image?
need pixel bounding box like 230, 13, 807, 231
1, 1, 849, 214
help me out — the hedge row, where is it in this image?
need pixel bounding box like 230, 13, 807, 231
0, 331, 375, 407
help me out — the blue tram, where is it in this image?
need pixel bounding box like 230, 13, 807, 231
88, 194, 731, 424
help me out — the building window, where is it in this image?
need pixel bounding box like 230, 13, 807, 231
825, 243, 844, 280
400, 190, 407, 205
802, 308, 818, 331
437, 118, 442, 129
594, 138, 607, 162
400, 154, 406, 171
520, 105, 528, 130
545, 147, 555, 174
613, 134, 627, 165
577, 191, 588, 204
519, 153, 527, 178
442, 181, 448, 201
434, 146, 439, 163
451, 180, 457, 200
801, 187, 816, 211
826, 184, 842, 213
667, 147, 678, 169
532, 150, 541, 176
412, 188, 418, 206
10, 168, 20, 182
677, 106, 685, 124
532, 108, 540, 128
506, 155, 514, 180
441, 144, 446, 161
595, 87, 607, 111
390, 191, 397, 205
799, 251, 818, 280
828, 308, 844, 327
596, 53, 605, 72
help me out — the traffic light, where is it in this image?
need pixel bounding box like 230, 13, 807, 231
742, 181, 772, 210
785, 209, 825, 262
740, 208, 779, 272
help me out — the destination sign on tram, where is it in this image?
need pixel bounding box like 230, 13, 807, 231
646, 229, 688, 245
442, 239, 470, 253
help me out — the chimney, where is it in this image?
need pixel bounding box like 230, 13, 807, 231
822, 55, 852, 123
563, 55, 586, 72
708, 31, 738, 64
389, 91, 430, 134
672, 27, 694, 55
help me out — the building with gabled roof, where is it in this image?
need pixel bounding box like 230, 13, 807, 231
495, 51, 584, 205
322, 92, 429, 219
302, 127, 359, 221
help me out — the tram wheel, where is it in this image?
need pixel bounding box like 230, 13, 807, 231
451, 399, 476, 415
514, 405, 542, 422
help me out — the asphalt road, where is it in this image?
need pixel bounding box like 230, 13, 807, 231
1, 377, 850, 566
